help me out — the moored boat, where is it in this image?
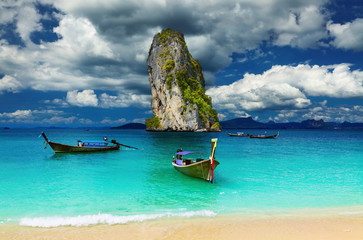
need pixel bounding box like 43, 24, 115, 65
249, 132, 279, 139
227, 132, 249, 137
172, 138, 219, 182
41, 132, 136, 153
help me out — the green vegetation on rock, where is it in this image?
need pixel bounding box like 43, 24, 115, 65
176, 70, 219, 125
164, 59, 175, 73
157, 28, 187, 50
145, 116, 161, 129
166, 73, 174, 90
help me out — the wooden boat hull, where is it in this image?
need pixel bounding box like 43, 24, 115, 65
48, 141, 120, 153
249, 134, 278, 139
228, 133, 249, 137
172, 159, 220, 181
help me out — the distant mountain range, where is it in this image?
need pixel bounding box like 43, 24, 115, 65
110, 123, 147, 129
3, 118, 362, 130
220, 117, 363, 130
109, 118, 362, 130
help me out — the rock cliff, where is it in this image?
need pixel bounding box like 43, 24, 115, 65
146, 29, 221, 132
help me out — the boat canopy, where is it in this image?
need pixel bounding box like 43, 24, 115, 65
79, 140, 108, 147
79, 140, 108, 144
175, 151, 194, 155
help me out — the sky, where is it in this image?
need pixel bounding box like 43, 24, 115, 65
0, 0, 362, 128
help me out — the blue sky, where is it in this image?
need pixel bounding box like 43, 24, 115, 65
0, 0, 362, 128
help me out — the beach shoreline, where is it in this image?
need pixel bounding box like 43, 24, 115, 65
1, 207, 363, 240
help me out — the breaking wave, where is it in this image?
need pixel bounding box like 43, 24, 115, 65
20, 210, 217, 227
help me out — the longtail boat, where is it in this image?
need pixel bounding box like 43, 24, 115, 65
249, 132, 279, 139
172, 138, 219, 183
227, 132, 249, 137
41, 132, 137, 153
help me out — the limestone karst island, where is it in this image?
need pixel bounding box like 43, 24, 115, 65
146, 29, 221, 132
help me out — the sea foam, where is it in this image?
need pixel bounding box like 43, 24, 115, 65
19, 210, 217, 227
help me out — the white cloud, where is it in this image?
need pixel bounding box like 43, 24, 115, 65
271, 104, 363, 123
0, 107, 136, 126
328, 18, 363, 51
0, 3, 152, 96
44, 90, 150, 109
0, 0, 333, 97
0, 75, 23, 93
101, 118, 126, 125
16, 2, 42, 44
277, 111, 297, 119
99, 92, 150, 108
66, 90, 98, 107
273, 5, 328, 48
0, 0, 361, 119
79, 118, 94, 125
44, 98, 69, 107
32, 109, 65, 115
132, 118, 146, 123
0, 109, 32, 119
0, 1, 17, 24
0, 108, 101, 126
207, 63, 363, 112
52, 15, 114, 59
41, 116, 76, 124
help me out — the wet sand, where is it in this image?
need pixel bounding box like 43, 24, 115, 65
1, 208, 363, 240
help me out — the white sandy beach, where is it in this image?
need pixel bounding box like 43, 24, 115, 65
1, 207, 363, 240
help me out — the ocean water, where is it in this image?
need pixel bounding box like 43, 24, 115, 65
0, 129, 362, 227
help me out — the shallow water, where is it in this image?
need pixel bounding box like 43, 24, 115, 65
0, 129, 362, 226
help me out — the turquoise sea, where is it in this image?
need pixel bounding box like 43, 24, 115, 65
0, 129, 362, 227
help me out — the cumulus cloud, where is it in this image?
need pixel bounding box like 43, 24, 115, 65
0, 75, 23, 93
0, 0, 333, 98
0, 109, 68, 124
62, 90, 150, 108
0, 108, 97, 126
0, 2, 151, 97
52, 15, 114, 59
0, 0, 362, 119
44, 98, 69, 107
41, 116, 76, 125
0, 109, 32, 119
101, 118, 126, 125
207, 63, 363, 112
99, 92, 150, 108
66, 90, 98, 107
272, 5, 328, 48
263, 103, 363, 123
0, 108, 132, 126
16, 2, 42, 44
327, 18, 363, 51
303, 105, 363, 123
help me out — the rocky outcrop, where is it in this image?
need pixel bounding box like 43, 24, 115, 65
146, 29, 221, 132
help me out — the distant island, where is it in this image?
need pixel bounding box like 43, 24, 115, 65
110, 118, 362, 130
2, 118, 361, 130
220, 117, 363, 130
